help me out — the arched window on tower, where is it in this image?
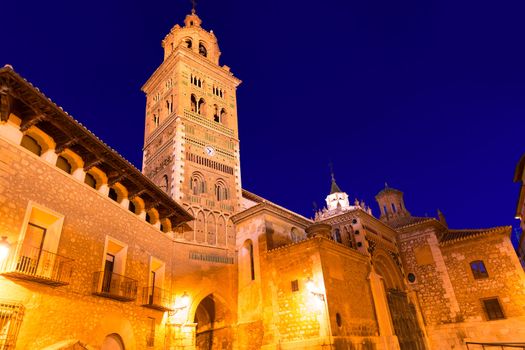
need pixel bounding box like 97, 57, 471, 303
190, 172, 206, 195
215, 179, 229, 201
185, 38, 192, 48
199, 43, 207, 57
220, 108, 227, 124
153, 114, 159, 127
190, 94, 197, 113
213, 104, 220, 123
197, 98, 206, 115
392, 203, 397, 213
159, 175, 169, 193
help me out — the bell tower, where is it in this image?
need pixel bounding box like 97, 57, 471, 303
142, 9, 242, 249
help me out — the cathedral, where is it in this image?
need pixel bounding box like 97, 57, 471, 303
0, 8, 524, 350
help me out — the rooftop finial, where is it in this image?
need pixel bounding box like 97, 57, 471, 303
385, 182, 389, 188
329, 162, 335, 181
191, 0, 197, 14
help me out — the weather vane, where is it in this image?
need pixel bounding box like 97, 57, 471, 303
329, 161, 335, 180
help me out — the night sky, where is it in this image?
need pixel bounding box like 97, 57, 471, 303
3, 1, 525, 244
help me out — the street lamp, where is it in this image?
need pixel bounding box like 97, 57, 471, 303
0, 236, 10, 261
169, 291, 190, 317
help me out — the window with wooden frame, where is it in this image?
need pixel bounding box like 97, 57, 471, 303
482, 298, 505, 320
470, 260, 488, 279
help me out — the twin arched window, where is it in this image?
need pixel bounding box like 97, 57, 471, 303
215, 180, 229, 201
191, 94, 206, 115
190, 172, 206, 195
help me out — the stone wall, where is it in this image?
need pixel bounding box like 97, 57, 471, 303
0, 136, 237, 349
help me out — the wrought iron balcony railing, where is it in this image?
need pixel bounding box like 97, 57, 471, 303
92, 271, 138, 302
466, 342, 525, 349
141, 286, 173, 311
0, 244, 73, 286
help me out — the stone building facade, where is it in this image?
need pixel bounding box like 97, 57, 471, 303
515, 153, 525, 268
0, 8, 524, 350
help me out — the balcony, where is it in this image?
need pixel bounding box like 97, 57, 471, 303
141, 286, 173, 312
0, 244, 73, 286
92, 271, 138, 302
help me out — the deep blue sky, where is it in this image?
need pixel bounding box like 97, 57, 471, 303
3, 1, 525, 244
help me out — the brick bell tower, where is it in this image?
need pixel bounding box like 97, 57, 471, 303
142, 9, 242, 249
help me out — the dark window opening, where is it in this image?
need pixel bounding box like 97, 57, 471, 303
128, 201, 136, 213
56, 155, 72, 174
21, 135, 42, 156
334, 228, 342, 243
108, 188, 118, 202
336, 313, 342, 327
85, 173, 97, 189
249, 243, 255, 281
291, 280, 299, 292
199, 43, 207, 57
471, 260, 488, 279
483, 298, 505, 320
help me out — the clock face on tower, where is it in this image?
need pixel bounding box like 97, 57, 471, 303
204, 145, 215, 157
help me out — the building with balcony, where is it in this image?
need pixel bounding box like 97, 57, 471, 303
0, 7, 525, 350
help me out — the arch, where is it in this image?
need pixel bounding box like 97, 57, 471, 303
190, 172, 206, 195
85, 172, 97, 189
159, 174, 169, 193
56, 155, 72, 174
86, 167, 107, 191
217, 216, 226, 246
199, 42, 207, 57
191, 94, 198, 113
101, 333, 125, 350
23, 127, 55, 155
160, 218, 172, 233
110, 183, 128, 203
206, 212, 217, 245
184, 38, 192, 49
193, 293, 233, 349
146, 208, 160, 225
197, 98, 206, 115
195, 211, 205, 243
20, 134, 42, 155
214, 179, 229, 201
373, 252, 404, 291
129, 196, 145, 215
58, 148, 84, 174
220, 108, 227, 125
213, 104, 220, 123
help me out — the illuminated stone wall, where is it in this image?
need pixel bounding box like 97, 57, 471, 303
0, 135, 237, 349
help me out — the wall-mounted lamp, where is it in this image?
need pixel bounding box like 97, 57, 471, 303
306, 277, 325, 301
0, 236, 10, 261
169, 291, 190, 317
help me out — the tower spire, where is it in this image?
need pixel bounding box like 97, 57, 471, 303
329, 163, 342, 194
191, 0, 197, 13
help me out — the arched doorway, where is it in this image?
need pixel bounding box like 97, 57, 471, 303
373, 254, 426, 350
194, 294, 233, 350
101, 333, 125, 350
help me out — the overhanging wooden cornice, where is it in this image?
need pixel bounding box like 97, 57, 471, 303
0, 65, 193, 225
